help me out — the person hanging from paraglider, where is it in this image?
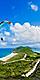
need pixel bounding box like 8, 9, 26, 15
1, 37, 3, 41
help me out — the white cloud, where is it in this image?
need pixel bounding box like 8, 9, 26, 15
1, 22, 40, 49
1, 42, 7, 47
30, 4, 38, 11
13, 38, 16, 42
13, 22, 40, 44
2, 37, 6, 41
10, 26, 14, 32
4, 31, 10, 36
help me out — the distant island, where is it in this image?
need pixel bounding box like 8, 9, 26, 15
0, 46, 40, 80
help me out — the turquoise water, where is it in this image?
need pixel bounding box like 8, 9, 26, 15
0, 48, 13, 58
32, 48, 40, 53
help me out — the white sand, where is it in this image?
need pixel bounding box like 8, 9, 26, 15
0, 52, 17, 61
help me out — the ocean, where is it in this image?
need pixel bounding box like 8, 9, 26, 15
0, 48, 13, 58
32, 48, 40, 53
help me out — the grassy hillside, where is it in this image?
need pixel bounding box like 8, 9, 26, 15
0, 46, 40, 80
8, 46, 40, 61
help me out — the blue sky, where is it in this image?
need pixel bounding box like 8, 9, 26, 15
0, 0, 40, 25
0, 0, 40, 49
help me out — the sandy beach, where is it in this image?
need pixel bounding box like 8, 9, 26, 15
0, 52, 17, 61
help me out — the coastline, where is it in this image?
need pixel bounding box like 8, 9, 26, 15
0, 52, 17, 61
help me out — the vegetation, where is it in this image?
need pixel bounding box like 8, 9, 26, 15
9, 46, 40, 61
0, 46, 40, 80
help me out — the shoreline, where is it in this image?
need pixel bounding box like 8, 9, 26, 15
0, 52, 17, 61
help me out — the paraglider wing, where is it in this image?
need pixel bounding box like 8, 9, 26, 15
0, 21, 4, 28
0, 20, 13, 29
0, 21, 4, 24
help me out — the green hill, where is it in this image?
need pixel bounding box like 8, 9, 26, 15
0, 46, 40, 80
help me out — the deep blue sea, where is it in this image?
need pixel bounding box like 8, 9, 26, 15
0, 48, 13, 58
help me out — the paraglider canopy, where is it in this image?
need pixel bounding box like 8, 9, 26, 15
0, 20, 13, 29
